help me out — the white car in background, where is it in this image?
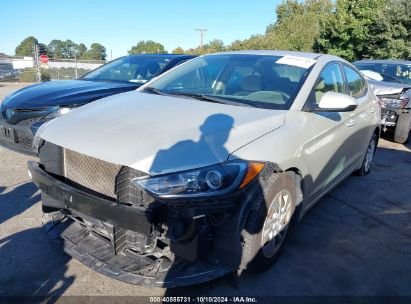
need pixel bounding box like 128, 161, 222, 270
29, 51, 381, 287
354, 60, 411, 143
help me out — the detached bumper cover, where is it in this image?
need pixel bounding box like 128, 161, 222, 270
28, 161, 233, 287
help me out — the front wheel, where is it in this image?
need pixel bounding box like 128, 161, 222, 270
394, 112, 411, 144
240, 172, 297, 271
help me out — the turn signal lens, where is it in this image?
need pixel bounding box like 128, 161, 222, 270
239, 162, 265, 189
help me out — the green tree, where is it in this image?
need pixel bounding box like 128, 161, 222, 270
266, 0, 333, 51
226, 35, 268, 51
184, 48, 198, 55
62, 39, 78, 59
128, 40, 167, 54
204, 39, 226, 53
81, 43, 107, 60
77, 43, 87, 58
47, 39, 64, 59
227, 0, 333, 52
15, 36, 38, 56
315, 0, 389, 61
172, 47, 185, 54
365, 0, 411, 59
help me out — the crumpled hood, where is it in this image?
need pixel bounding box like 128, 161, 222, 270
37, 91, 285, 175
1, 80, 138, 109
368, 79, 411, 96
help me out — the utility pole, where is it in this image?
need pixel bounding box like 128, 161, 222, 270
195, 28, 207, 54
74, 50, 78, 79
34, 44, 41, 83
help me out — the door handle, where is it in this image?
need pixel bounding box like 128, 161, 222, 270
345, 119, 356, 127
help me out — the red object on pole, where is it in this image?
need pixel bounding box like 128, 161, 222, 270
39, 54, 49, 63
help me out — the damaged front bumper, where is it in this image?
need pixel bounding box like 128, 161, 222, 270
28, 161, 258, 287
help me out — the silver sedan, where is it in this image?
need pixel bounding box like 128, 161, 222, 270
29, 51, 381, 287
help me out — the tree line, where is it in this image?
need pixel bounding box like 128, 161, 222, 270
15, 36, 107, 60
171, 0, 410, 61
14, 0, 410, 62
172, 0, 410, 61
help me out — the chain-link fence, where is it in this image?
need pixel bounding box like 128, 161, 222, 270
0, 58, 19, 81
0, 57, 105, 82
46, 59, 105, 80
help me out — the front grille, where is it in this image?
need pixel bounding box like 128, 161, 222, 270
0, 116, 40, 152
65, 149, 122, 199
14, 128, 33, 150
62, 147, 153, 206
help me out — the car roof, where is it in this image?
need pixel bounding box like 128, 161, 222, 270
208, 50, 323, 59
126, 54, 195, 58
353, 59, 411, 65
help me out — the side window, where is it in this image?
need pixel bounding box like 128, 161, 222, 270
343, 65, 366, 98
97, 62, 136, 81
314, 63, 345, 105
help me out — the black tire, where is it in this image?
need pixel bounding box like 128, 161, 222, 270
355, 133, 377, 176
240, 172, 297, 271
394, 112, 411, 144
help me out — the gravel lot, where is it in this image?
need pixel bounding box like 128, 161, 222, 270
0, 82, 410, 299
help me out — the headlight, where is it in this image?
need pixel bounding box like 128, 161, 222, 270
131, 161, 265, 199
5, 108, 15, 119
379, 95, 409, 109
43, 106, 74, 119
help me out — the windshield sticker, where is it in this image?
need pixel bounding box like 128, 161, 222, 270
129, 79, 148, 83
276, 55, 317, 69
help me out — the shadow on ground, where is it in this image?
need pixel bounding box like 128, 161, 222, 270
0, 182, 40, 225
0, 182, 74, 299
0, 228, 74, 299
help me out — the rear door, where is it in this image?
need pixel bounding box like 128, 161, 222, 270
341, 64, 374, 166
303, 63, 362, 202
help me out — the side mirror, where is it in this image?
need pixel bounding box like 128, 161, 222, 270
316, 91, 358, 112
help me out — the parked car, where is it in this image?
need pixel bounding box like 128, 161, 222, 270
0, 54, 195, 155
29, 51, 380, 287
0, 62, 19, 81
353, 60, 411, 143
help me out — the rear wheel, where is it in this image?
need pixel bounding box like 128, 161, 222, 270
394, 112, 411, 144
355, 133, 377, 176
240, 172, 297, 271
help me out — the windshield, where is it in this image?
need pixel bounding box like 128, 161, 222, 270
82, 56, 175, 83
144, 54, 312, 110
354, 62, 411, 85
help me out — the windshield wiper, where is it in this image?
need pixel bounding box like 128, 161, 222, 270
379, 73, 403, 84
143, 87, 168, 95
143, 88, 255, 107
168, 92, 255, 107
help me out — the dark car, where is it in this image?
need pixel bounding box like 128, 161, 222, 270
0, 54, 195, 155
353, 60, 411, 143
0, 63, 19, 81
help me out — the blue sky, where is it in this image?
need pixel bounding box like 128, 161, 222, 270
0, 0, 281, 59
